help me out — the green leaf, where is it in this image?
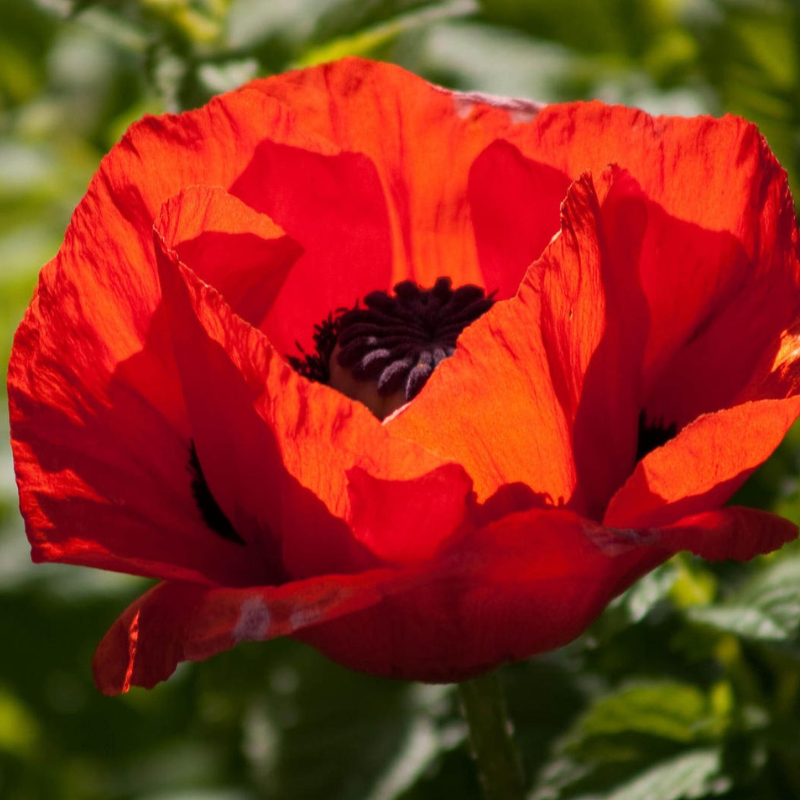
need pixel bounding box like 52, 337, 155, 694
293, 0, 476, 68
599, 748, 730, 800
196, 641, 462, 800
589, 564, 678, 645
574, 683, 728, 748
532, 682, 733, 798
687, 557, 800, 645
0, 685, 39, 757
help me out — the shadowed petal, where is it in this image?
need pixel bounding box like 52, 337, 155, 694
92, 568, 415, 695
92, 500, 797, 693
297, 510, 656, 682
469, 139, 570, 298
7, 86, 346, 586
155, 194, 296, 579
230, 141, 394, 354
659, 506, 798, 561
158, 186, 302, 328
346, 463, 474, 564
155, 221, 474, 575
248, 57, 543, 294
605, 397, 800, 528
505, 102, 800, 425
388, 167, 649, 517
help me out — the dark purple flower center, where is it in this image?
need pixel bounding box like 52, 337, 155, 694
288, 277, 494, 417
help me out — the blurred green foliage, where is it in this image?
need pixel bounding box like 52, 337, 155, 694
2, 0, 800, 798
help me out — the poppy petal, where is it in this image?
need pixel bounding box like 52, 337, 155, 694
388, 166, 648, 516
92, 501, 796, 694
302, 501, 797, 682
298, 509, 655, 682
537, 167, 649, 518
92, 568, 413, 694
155, 228, 372, 579
386, 279, 576, 508
506, 103, 800, 424
158, 185, 302, 328
249, 57, 543, 294
7, 85, 352, 586
9, 269, 267, 587
605, 396, 800, 528
155, 197, 294, 580
229, 140, 395, 355
468, 139, 571, 298
733, 321, 800, 402
345, 463, 473, 564
154, 218, 474, 573
636, 206, 799, 428
659, 506, 798, 561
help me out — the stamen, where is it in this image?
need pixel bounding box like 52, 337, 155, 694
288, 277, 495, 419
285, 310, 345, 384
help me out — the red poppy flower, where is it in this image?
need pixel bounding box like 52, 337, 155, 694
9, 58, 800, 695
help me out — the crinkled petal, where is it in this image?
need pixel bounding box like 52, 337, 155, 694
468, 139, 570, 297
155, 217, 474, 574
8, 354, 263, 585
733, 320, 800, 403
605, 397, 800, 528
93, 500, 796, 693
92, 568, 413, 695
303, 500, 797, 682
229, 140, 394, 354
248, 57, 543, 296
6, 86, 343, 585
659, 506, 798, 561
537, 167, 649, 518
155, 193, 297, 580
388, 166, 649, 516
158, 186, 302, 328
296, 509, 653, 681
505, 102, 800, 425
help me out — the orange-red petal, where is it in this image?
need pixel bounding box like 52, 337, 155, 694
388, 166, 649, 516
7, 85, 346, 585
159, 186, 302, 328
300, 508, 635, 682
154, 206, 475, 574
92, 498, 796, 692
468, 139, 571, 297
605, 397, 800, 528
658, 506, 798, 562
229, 141, 394, 354
302, 503, 788, 683
505, 102, 800, 425
248, 57, 543, 294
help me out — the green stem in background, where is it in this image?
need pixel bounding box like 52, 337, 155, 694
457, 671, 526, 800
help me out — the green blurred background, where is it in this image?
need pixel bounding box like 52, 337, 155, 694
2, 1, 800, 798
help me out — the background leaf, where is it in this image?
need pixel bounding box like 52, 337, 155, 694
3, 1, 800, 798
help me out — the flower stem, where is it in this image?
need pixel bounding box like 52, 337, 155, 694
458, 671, 526, 800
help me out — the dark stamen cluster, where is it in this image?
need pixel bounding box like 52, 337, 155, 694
285, 310, 345, 384
336, 277, 494, 401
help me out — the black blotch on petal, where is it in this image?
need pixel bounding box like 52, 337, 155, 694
189, 442, 246, 546
636, 411, 678, 463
